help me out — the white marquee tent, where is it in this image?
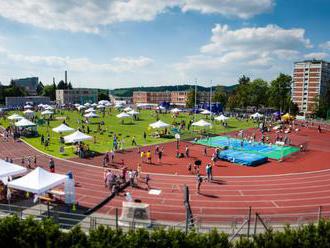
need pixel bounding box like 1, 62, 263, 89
64, 130, 92, 143
15, 118, 36, 127
0, 160, 27, 179
52, 124, 75, 133
116, 112, 130, 119
170, 108, 182, 113
127, 110, 140, 115
192, 119, 212, 127
7, 167, 67, 195
215, 114, 229, 121
149, 120, 170, 129
8, 114, 23, 121
250, 112, 264, 118
84, 112, 99, 118
41, 110, 54, 115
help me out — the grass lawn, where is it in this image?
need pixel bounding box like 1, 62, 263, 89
0, 109, 256, 158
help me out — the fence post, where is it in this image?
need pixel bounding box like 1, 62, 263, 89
115, 208, 119, 230
253, 213, 258, 236
247, 206, 252, 238
318, 206, 322, 222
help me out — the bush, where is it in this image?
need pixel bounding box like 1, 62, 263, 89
1, 215, 330, 247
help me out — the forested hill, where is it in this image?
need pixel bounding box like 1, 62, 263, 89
110, 84, 237, 97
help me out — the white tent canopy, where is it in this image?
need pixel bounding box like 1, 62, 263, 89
85, 107, 95, 113
0, 160, 27, 178
127, 110, 139, 115
149, 120, 170, 129
77, 105, 86, 111
215, 114, 229, 121
8, 114, 23, 120
192, 119, 212, 127
84, 103, 91, 107
123, 107, 133, 112
116, 112, 130, 118
91, 103, 97, 107
7, 167, 67, 195
52, 124, 75, 133
98, 100, 110, 105
41, 110, 54, 115
45, 106, 54, 110
84, 112, 99, 118
23, 109, 34, 115
250, 112, 264, 118
24, 104, 33, 109
15, 118, 36, 127
200, 109, 212, 115
170, 108, 182, 113
64, 130, 92, 143
97, 105, 105, 109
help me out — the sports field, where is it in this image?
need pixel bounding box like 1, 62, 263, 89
0, 109, 255, 158
195, 136, 299, 160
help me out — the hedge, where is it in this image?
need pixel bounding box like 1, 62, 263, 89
0, 215, 330, 247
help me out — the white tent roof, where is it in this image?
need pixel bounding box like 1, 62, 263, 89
8, 114, 23, 120
192, 119, 212, 127
97, 105, 105, 109
98, 100, 110, 105
200, 109, 212, 115
84, 112, 99, 118
23, 109, 34, 114
123, 107, 133, 112
24, 104, 33, 109
116, 112, 130, 118
7, 167, 67, 195
157, 106, 166, 110
149, 120, 170, 129
77, 105, 86, 111
250, 112, 264, 118
85, 107, 95, 113
0, 160, 27, 178
84, 103, 91, 107
15, 118, 36, 127
52, 123, 75, 133
215, 114, 229, 121
64, 130, 92, 143
91, 103, 97, 107
170, 108, 182, 113
127, 110, 139, 115
45, 106, 54, 110
38, 103, 45, 108
41, 110, 54, 115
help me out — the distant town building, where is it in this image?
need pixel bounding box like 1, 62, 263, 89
109, 94, 133, 104
292, 60, 330, 114
6, 96, 50, 107
12, 77, 39, 95
133, 90, 212, 106
56, 88, 98, 105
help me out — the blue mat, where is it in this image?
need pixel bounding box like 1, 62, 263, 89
219, 149, 268, 166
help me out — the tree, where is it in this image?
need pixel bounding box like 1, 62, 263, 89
268, 73, 292, 112
57, 80, 67, 90
212, 85, 228, 108
238, 75, 250, 85
42, 85, 56, 100
36, 82, 44, 95
68, 82, 73, 89
248, 79, 269, 109
185, 88, 199, 108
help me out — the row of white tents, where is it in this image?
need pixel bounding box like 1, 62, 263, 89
0, 160, 72, 199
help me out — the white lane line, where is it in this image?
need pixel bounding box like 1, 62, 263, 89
271, 200, 280, 208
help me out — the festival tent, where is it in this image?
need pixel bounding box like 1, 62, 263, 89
8, 114, 23, 121
116, 112, 130, 119
74, 103, 80, 107
85, 107, 95, 113
200, 110, 212, 115
63, 130, 92, 143
84, 103, 91, 107
52, 124, 75, 133
84, 112, 99, 118
91, 103, 98, 107
250, 112, 264, 118
123, 107, 133, 112
149, 120, 170, 129
157, 106, 166, 110
77, 105, 86, 111
192, 119, 212, 127
7, 167, 67, 195
38, 104, 45, 108
0, 160, 27, 178
45, 106, 54, 111
127, 110, 140, 115
215, 114, 229, 121
97, 105, 105, 109
23, 109, 35, 117
41, 110, 54, 115
170, 108, 182, 113
98, 100, 109, 105
15, 118, 36, 127
24, 104, 33, 109
281, 113, 294, 121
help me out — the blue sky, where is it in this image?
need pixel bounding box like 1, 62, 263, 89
0, 0, 329, 89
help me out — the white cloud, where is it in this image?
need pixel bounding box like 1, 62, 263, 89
175, 24, 312, 83
319, 41, 330, 50
0, 0, 274, 33
0, 49, 153, 73
304, 52, 329, 60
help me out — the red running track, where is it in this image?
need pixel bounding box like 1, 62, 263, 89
1, 126, 330, 224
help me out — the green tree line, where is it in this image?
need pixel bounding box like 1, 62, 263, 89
1, 215, 330, 248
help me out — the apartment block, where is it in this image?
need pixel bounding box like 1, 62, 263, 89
56, 88, 98, 105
